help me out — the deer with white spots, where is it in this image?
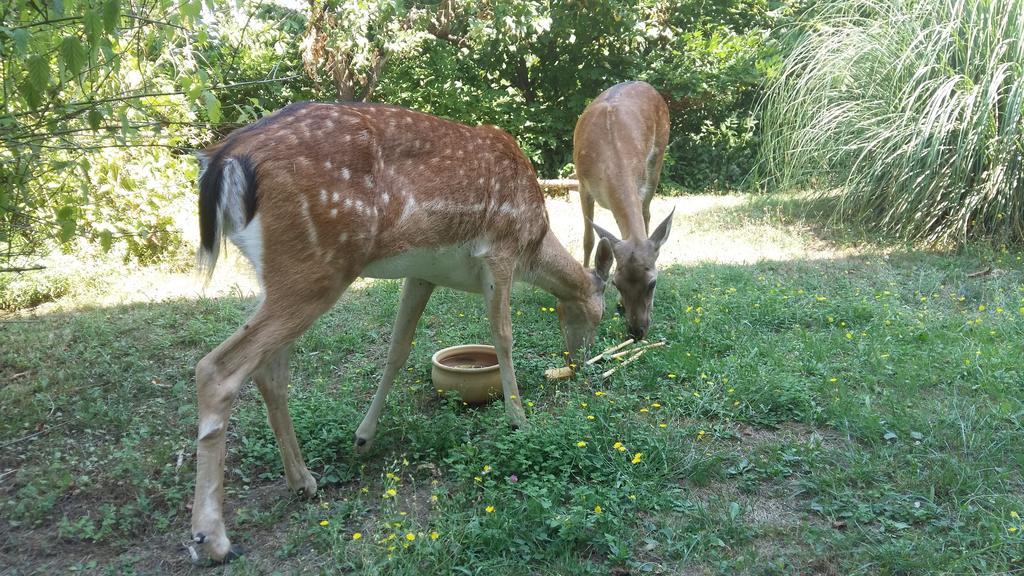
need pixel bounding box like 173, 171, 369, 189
190, 102, 613, 562
574, 81, 673, 341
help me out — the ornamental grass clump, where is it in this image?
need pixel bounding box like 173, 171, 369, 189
759, 0, 1024, 244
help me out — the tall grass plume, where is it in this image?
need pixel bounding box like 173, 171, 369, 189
759, 0, 1024, 244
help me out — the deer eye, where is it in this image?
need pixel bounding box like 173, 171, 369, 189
647, 280, 657, 293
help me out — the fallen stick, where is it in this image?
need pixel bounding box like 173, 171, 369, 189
609, 340, 665, 360
601, 348, 648, 379
585, 338, 635, 365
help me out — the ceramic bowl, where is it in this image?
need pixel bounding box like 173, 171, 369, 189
431, 344, 501, 404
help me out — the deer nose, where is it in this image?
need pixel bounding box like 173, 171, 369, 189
629, 325, 646, 341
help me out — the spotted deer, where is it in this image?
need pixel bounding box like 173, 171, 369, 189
189, 102, 612, 562
574, 81, 673, 341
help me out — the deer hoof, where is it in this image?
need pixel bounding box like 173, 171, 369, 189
220, 545, 245, 564
354, 434, 374, 455
289, 472, 317, 498
193, 532, 239, 565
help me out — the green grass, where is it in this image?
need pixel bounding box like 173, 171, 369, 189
3, 207, 1024, 574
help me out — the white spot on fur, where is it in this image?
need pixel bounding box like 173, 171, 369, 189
381, 192, 389, 205
340, 167, 351, 181
344, 198, 353, 209
320, 189, 328, 205
338, 232, 348, 243
332, 191, 340, 203
299, 196, 320, 253
399, 195, 417, 223
324, 160, 332, 169
364, 175, 375, 189
330, 208, 338, 218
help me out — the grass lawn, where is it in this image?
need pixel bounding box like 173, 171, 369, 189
2, 193, 1023, 575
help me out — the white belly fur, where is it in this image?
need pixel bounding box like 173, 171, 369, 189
361, 242, 487, 293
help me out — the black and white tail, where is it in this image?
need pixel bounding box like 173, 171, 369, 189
196, 151, 259, 280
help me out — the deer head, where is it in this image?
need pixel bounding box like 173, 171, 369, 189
591, 208, 674, 340
557, 236, 614, 356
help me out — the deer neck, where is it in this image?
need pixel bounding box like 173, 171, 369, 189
524, 230, 591, 303
610, 199, 648, 242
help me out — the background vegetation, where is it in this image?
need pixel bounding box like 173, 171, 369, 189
1, 0, 777, 272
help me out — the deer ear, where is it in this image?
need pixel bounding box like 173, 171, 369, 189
593, 237, 614, 282
589, 220, 621, 245
649, 207, 675, 249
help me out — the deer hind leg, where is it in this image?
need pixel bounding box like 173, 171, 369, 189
483, 260, 527, 429
354, 278, 435, 453
252, 346, 316, 497
581, 186, 596, 267
191, 285, 345, 562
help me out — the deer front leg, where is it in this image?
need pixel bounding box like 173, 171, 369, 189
581, 187, 596, 267
252, 346, 316, 498
355, 278, 435, 453
483, 262, 527, 429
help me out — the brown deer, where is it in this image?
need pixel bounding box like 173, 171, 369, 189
574, 81, 673, 341
189, 102, 613, 562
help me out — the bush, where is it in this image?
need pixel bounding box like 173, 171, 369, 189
759, 0, 1024, 244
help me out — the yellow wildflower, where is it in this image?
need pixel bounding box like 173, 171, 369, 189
319, 520, 329, 527
631, 452, 643, 464
352, 532, 362, 540
576, 441, 587, 448
594, 505, 603, 514
485, 505, 495, 513
430, 531, 440, 540
613, 442, 626, 452
406, 533, 416, 541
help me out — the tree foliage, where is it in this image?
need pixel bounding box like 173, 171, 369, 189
301, 0, 778, 185
1, 0, 777, 268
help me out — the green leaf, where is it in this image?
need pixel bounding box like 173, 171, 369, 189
87, 108, 103, 130
203, 90, 221, 124
59, 36, 88, 76
181, 0, 201, 20
83, 10, 104, 43
20, 80, 41, 108
103, 0, 120, 34
11, 29, 29, 54
99, 230, 113, 252
26, 54, 50, 92
56, 206, 77, 243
